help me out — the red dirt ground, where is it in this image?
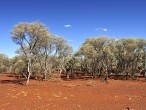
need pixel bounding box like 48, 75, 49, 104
0, 74, 146, 110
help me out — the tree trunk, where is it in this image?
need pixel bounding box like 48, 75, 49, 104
26, 72, 31, 85
67, 73, 69, 80
104, 68, 108, 83
126, 71, 129, 80
66, 70, 70, 80
44, 69, 48, 81
144, 71, 146, 80
144, 51, 146, 80
26, 58, 32, 85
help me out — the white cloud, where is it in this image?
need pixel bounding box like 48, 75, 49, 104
96, 28, 108, 32
102, 28, 108, 32
67, 39, 75, 42
64, 24, 72, 28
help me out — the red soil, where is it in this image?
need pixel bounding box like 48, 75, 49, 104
0, 74, 146, 110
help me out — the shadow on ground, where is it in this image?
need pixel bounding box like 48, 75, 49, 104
0, 79, 24, 85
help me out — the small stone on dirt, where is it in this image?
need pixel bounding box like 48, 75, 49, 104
63, 97, 68, 100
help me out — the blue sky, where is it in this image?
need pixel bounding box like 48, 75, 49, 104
0, 0, 146, 57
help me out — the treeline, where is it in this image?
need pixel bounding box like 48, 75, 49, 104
75, 37, 146, 80
0, 21, 146, 84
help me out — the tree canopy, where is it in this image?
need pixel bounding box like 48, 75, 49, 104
1, 22, 146, 85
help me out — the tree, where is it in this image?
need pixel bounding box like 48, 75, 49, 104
76, 36, 146, 80
114, 38, 146, 79
34, 34, 57, 80
53, 36, 73, 79
10, 55, 27, 77
0, 54, 10, 73
76, 37, 114, 79
11, 22, 49, 85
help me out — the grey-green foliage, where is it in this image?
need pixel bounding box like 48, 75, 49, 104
0, 54, 10, 73
50, 36, 73, 77
10, 55, 26, 74
33, 35, 73, 80
10, 22, 146, 81
114, 38, 146, 78
75, 37, 113, 77
11, 22, 73, 83
11, 22, 50, 84
75, 36, 146, 79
